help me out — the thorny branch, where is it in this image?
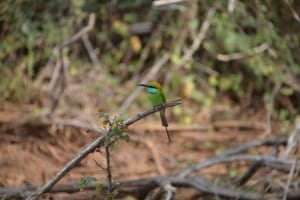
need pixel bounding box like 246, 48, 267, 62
25, 99, 182, 200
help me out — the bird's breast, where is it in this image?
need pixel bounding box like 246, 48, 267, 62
147, 87, 158, 94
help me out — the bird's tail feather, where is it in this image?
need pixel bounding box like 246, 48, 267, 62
160, 109, 168, 127
160, 109, 171, 143
164, 126, 171, 143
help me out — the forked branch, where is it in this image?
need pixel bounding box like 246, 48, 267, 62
25, 99, 182, 200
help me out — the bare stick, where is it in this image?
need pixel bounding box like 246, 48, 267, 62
130, 135, 170, 176
56, 13, 96, 50
178, 137, 287, 178
235, 145, 279, 186
284, 123, 300, 157
133, 19, 167, 80
178, 155, 298, 179
2, 173, 295, 200
228, 0, 236, 12
25, 99, 182, 200
153, 0, 186, 7
177, 6, 215, 67
105, 145, 112, 193
284, 0, 300, 24
163, 183, 176, 200
217, 42, 269, 62
218, 137, 286, 158
82, 34, 101, 68
265, 80, 282, 135
165, 5, 216, 82
283, 159, 297, 200
47, 48, 68, 116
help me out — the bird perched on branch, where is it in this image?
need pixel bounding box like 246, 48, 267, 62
138, 81, 171, 143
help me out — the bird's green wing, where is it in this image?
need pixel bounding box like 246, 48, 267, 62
161, 90, 166, 103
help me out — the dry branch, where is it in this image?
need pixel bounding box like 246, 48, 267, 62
165, 5, 216, 83
25, 99, 182, 200
178, 154, 299, 179
2, 136, 298, 200
56, 13, 96, 50
2, 174, 291, 200
217, 42, 269, 62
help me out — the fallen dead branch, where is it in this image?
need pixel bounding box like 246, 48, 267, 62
2, 136, 299, 200
2, 166, 299, 200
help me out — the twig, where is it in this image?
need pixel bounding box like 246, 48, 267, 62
47, 13, 96, 112
132, 17, 167, 81
283, 159, 297, 200
178, 154, 299, 179
218, 137, 286, 158
93, 160, 106, 170
178, 137, 287, 178
177, 6, 215, 66
56, 13, 96, 50
135, 137, 167, 175
217, 42, 269, 62
105, 145, 112, 193
25, 99, 182, 200
284, 0, 300, 24
284, 123, 300, 157
163, 183, 176, 200
284, 68, 300, 93
165, 5, 216, 83
82, 34, 101, 68
153, 0, 186, 7
265, 80, 282, 135
4, 175, 267, 200
235, 145, 279, 186
47, 48, 68, 116
175, 0, 197, 54
228, 0, 236, 13
35, 13, 96, 86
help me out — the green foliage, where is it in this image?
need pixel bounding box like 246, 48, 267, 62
96, 183, 105, 191
98, 111, 129, 143
1, 1, 299, 123
229, 168, 238, 178
107, 188, 119, 200
79, 176, 97, 191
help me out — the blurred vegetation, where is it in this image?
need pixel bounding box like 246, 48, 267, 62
1, 0, 300, 132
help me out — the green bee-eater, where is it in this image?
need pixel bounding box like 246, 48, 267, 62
138, 81, 171, 143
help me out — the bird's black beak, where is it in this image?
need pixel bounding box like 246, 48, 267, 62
138, 84, 150, 87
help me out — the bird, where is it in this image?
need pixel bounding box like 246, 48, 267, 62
138, 81, 171, 143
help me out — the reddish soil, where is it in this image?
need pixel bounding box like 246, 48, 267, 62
0, 103, 270, 189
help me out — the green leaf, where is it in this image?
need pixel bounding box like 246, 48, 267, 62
208, 75, 218, 87
173, 106, 182, 116
79, 176, 97, 191
171, 53, 181, 64
280, 87, 294, 96
120, 134, 130, 142
229, 169, 238, 178
204, 141, 214, 149
107, 189, 119, 200
96, 184, 104, 191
